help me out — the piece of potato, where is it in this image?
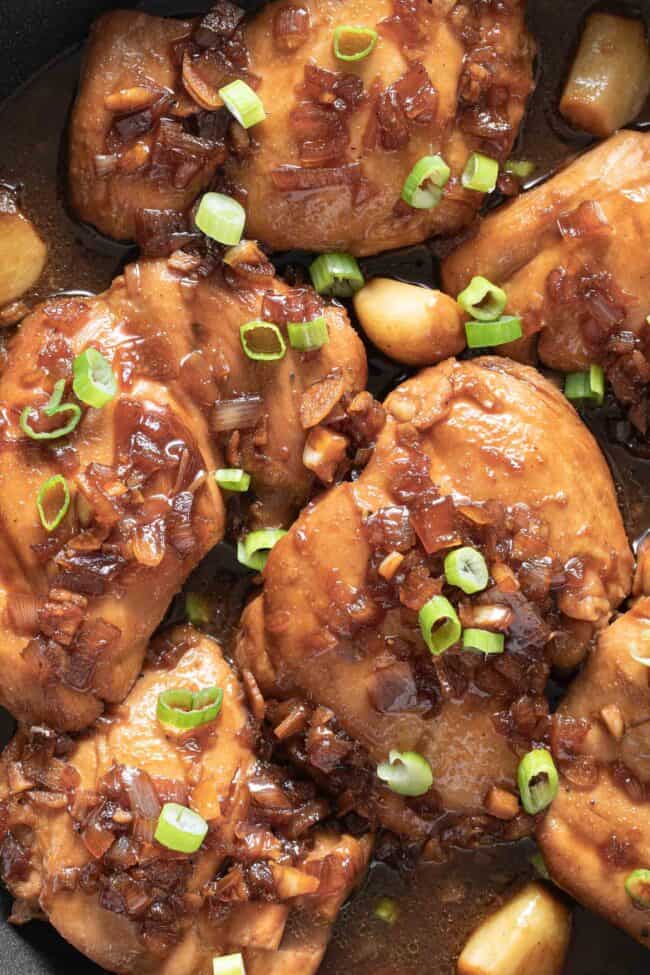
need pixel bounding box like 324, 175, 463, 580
457, 882, 572, 975
0, 202, 47, 307
559, 13, 650, 137
353, 277, 465, 366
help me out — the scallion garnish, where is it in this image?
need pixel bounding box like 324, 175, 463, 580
462, 628, 505, 656
36, 475, 71, 532
529, 850, 550, 880
215, 468, 251, 492
154, 802, 208, 853
195, 192, 246, 246
401, 155, 450, 210
624, 869, 650, 910
461, 152, 499, 193
20, 380, 82, 441
419, 595, 461, 656
72, 348, 117, 408
444, 546, 489, 594
377, 749, 433, 797
456, 276, 507, 322
237, 529, 287, 571
465, 315, 523, 349
333, 25, 378, 61
213, 955, 246, 975
185, 592, 212, 626
517, 748, 559, 815
287, 316, 329, 351
374, 896, 400, 924
309, 252, 364, 297
564, 365, 605, 406
240, 321, 286, 361
504, 159, 535, 180
219, 79, 266, 129
157, 686, 224, 733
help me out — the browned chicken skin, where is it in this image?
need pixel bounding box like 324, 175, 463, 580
0, 249, 365, 730
0, 626, 371, 974
236, 357, 633, 841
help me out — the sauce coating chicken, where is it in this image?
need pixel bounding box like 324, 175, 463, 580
0, 626, 371, 974
441, 131, 650, 432
0, 248, 365, 730
236, 357, 633, 842
538, 599, 650, 947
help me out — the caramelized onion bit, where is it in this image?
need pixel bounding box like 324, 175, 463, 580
273, 3, 311, 51
212, 395, 264, 433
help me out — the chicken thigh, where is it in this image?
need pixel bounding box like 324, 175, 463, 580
236, 357, 633, 842
0, 626, 371, 974
0, 247, 365, 730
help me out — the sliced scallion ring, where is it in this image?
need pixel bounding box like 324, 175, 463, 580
465, 315, 523, 349
461, 152, 499, 193
419, 595, 461, 656
462, 628, 505, 656
237, 529, 287, 571
287, 316, 329, 351
185, 592, 212, 626
373, 897, 400, 924
517, 748, 559, 815
401, 155, 451, 210
44, 379, 65, 414
36, 475, 71, 532
456, 276, 507, 322
154, 802, 208, 853
195, 192, 246, 246
504, 159, 535, 180
333, 25, 378, 61
20, 381, 82, 441
309, 252, 364, 297
376, 749, 433, 797
157, 686, 224, 733
624, 869, 650, 910
529, 850, 550, 880
444, 546, 489, 594
564, 365, 605, 406
213, 955, 246, 975
215, 468, 251, 492
72, 348, 117, 408
218, 79, 266, 128
240, 321, 286, 361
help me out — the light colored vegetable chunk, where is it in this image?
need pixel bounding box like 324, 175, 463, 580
457, 882, 571, 975
559, 13, 650, 136
0, 207, 47, 307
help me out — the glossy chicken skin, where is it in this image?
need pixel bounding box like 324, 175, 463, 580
538, 599, 650, 947
442, 132, 650, 430
0, 627, 371, 974
0, 251, 365, 730
236, 357, 632, 840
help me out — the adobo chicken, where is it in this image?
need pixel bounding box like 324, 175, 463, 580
0, 626, 371, 974
236, 357, 633, 842
0, 248, 365, 730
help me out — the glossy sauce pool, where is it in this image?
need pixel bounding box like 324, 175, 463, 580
0, 1, 649, 973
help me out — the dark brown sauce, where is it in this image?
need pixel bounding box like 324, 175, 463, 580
0, 2, 649, 973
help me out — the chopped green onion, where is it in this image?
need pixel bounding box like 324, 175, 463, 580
20, 382, 82, 441
185, 592, 212, 626
461, 152, 499, 193
529, 850, 550, 880
157, 686, 224, 733
309, 252, 364, 297
237, 529, 287, 571
456, 276, 507, 322
213, 955, 246, 975
218, 79, 266, 128
377, 749, 433, 797
36, 475, 71, 533
215, 468, 251, 492
504, 159, 535, 180
72, 348, 117, 408
462, 628, 505, 656
240, 321, 286, 361
564, 365, 605, 406
44, 379, 65, 414
154, 802, 208, 853
419, 595, 461, 656
374, 896, 400, 924
333, 25, 378, 61
624, 869, 650, 910
195, 192, 246, 246
444, 546, 489, 594
287, 316, 329, 351
517, 748, 559, 815
465, 315, 523, 349
401, 155, 451, 210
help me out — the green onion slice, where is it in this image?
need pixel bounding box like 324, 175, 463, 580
444, 546, 489, 594
36, 475, 71, 532
374, 896, 400, 924
419, 595, 461, 656
564, 365, 605, 406
529, 850, 550, 880
215, 468, 251, 492
456, 276, 507, 322
154, 802, 208, 854
465, 315, 523, 349
376, 749, 433, 797
240, 320, 286, 361
462, 628, 505, 656
20, 381, 82, 441
219, 79, 266, 128
333, 25, 378, 61
309, 252, 364, 297
237, 529, 287, 571
504, 159, 535, 180
157, 686, 224, 733
185, 592, 212, 626
72, 348, 117, 408
517, 748, 559, 815
44, 379, 65, 414
624, 869, 650, 910
213, 955, 246, 975
287, 316, 329, 351
461, 152, 499, 193
401, 155, 451, 210
195, 192, 246, 246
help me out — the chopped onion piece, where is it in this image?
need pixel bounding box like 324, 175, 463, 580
212, 395, 263, 432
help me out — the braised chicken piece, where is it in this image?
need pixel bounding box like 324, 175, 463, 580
0, 248, 365, 730
442, 131, 650, 432
538, 599, 650, 947
0, 626, 371, 974
236, 357, 633, 843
